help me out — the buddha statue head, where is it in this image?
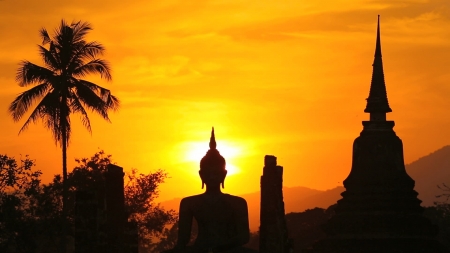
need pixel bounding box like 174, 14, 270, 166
199, 127, 227, 189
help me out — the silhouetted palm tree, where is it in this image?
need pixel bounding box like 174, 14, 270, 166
8, 20, 119, 248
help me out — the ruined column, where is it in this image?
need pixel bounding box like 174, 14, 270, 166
259, 155, 291, 253
105, 164, 126, 253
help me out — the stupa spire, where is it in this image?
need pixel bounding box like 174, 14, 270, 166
209, 127, 217, 149
375, 15, 382, 58
309, 15, 447, 253
364, 15, 392, 121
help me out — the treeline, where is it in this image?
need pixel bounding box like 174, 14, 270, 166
0, 151, 176, 253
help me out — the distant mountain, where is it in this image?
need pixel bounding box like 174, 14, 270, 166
284, 186, 344, 213
160, 145, 450, 231
406, 145, 450, 207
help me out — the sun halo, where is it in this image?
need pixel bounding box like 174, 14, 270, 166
184, 140, 241, 176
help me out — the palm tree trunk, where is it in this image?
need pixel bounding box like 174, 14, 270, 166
61, 101, 68, 253
62, 131, 68, 252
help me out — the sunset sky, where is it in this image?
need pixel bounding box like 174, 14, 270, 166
0, 0, 450, 202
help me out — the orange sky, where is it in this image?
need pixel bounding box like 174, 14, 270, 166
1, 0, 450, 202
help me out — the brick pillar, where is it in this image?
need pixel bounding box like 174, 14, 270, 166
105, 164, 125, 253
259, 155, 291, 253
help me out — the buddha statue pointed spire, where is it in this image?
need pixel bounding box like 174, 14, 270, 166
209, 127, 217, 149
201, 127, 226, 173
364, 15, 392, 121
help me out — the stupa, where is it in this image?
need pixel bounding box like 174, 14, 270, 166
310, 16, 448, 253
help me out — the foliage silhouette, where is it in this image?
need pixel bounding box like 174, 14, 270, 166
437, 183, 450, 202
423, 183, 450, 249
8, 20, 119, 251
0, 152, 175, 252
153, 221, 198, 253
285, 206, 335, 251
0, 154, 44, 253
0, 154, 41, 194
424, 204, 450, 250
59, 151, 175, 250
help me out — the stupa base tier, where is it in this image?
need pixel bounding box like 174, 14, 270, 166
307, 237, 448, 253
323, 212, 438, 236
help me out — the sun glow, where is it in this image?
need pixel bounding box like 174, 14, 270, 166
183, 140, 241, 176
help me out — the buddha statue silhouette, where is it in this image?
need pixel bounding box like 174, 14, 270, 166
164, 128, 256, 253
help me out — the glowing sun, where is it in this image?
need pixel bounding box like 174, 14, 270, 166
184, 140, 241, 176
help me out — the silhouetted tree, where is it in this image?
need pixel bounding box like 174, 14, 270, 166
0, 155, 40, 194
8, 20, 119, 250
285, 205, 336, 252
152, 220, 197, 253
424, 204, 450, 249
1, 151, 175, 252
437, 183, 450, 202
422, 184, 450, 249
125, 168, 177, 250
0, 154, 42, 253
40, 151, 175, 251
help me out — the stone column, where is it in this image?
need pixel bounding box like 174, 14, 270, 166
105, 164, 125, 253
259, 155, 291, 253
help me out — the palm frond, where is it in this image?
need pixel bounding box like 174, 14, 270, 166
77, 80, 120, 111
75, 41, 105, 61
43, 92, 71, 146
9, 83, 51, 121
105, 94, 120, 111
18, 90, 72, 146
16, 61, 55, 87
18, 91, 59, 135
39, 28, 51, 45
53, 21, 79, 70
48, 42, 62, 69
70, 21, 92, 43
73, 83, 110, 121
67, 41, 105, 74
81, 41, 105, 58
38, 45, 60, 71
52, 20, 66, 48
73, 59, 112, 80
70, 96, 92, 133
43, 103, 61, 144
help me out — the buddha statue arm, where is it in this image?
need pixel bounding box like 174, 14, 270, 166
174, 198, 194, 250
